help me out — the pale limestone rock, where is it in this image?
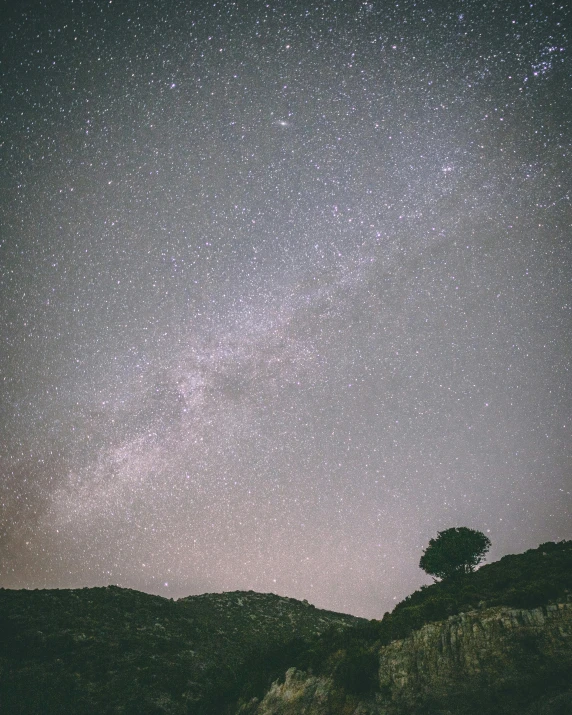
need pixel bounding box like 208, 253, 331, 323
244, 603, 572, 715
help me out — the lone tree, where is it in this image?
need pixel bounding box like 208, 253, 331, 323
420, 527, 491, 581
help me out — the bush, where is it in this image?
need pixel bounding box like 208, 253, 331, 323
334, 648, 379, 695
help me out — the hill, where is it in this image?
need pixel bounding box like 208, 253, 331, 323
0, 587, 363, 714
1, 540, 571, 714
234, 540, 572, 714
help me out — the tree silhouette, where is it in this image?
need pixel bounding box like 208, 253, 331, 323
420, 527, 491, 581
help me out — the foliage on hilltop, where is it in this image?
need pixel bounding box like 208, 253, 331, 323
419, 527, 491, 580
378, 539, 572, 645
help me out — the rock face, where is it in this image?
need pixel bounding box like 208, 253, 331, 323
243, 602, 572, 715
242, 668, 339, 715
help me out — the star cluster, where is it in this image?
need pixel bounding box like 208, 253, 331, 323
1, 0, 570, 617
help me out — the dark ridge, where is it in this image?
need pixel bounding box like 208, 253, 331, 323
1, 541, 570, 713
0, 584, 362, 714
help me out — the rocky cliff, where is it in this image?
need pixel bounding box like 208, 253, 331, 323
241, 602, 572, 715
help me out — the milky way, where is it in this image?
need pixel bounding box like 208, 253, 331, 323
1, 0, 570, 617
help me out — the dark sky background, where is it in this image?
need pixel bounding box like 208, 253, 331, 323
1, 0, 570, 619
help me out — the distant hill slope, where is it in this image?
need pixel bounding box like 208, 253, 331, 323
0, 587, 363, 714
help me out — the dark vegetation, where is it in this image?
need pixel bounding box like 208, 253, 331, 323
229, 540, 572, 711
206, 619, 383, 713
381, 539, 572, 644
0, 588, 361, 714
419, 526, 491, 580
1, 541, 570, 713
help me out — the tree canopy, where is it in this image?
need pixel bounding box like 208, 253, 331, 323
420, 527, 491, 581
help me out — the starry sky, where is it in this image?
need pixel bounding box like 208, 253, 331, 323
1, 0, 570, 619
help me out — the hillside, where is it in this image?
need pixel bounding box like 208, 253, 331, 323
0, 587, 363, 714
379, 538, 572, 642
1, 541, 571, 714
241, 602, 572, 715
234, 540, 572, 714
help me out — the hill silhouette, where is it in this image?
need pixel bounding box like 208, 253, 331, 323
0, 586, 362, 713
1, 540, 571, 714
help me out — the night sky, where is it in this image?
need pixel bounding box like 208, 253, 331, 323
1, 0, 570, 619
